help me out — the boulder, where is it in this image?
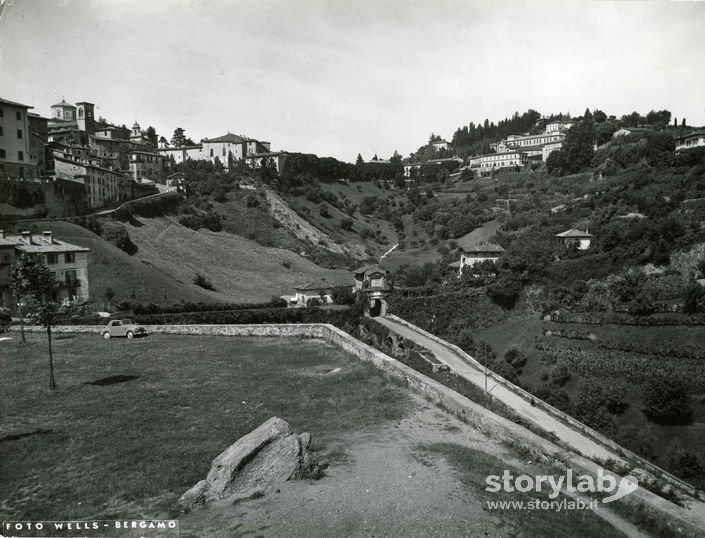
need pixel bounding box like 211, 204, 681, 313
179, 417, 318, 512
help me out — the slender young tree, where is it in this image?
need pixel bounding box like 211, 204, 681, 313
11, 255, 59, 390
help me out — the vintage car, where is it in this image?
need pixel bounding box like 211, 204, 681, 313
100, 319, 147, 339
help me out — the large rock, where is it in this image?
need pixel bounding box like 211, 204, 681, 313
179, 417, 318, 512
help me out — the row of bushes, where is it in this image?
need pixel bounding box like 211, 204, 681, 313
549, 310, 705, 326
543, 328, 594, 340
115, 298, 287, 315
534, 340, 705, 392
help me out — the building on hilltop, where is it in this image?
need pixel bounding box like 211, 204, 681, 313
0, 97, 35, 180
431, 139, 449, 151
468, 150, 527, 177
159, 132, 272, 170
0, 229, 90, 308
675, 131, 705, 153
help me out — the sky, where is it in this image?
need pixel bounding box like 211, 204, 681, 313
1, 0, 704, 162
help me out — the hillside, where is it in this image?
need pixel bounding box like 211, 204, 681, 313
124, 216, 352, 302
21, 218, 352, 305
19, 220, 216, 304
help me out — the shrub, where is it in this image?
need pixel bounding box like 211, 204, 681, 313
504, 347, 528, 370
101, 222, 136, 254
643, 377, 692, 422
683, 282, 705, 314
331, 286, 355, 305
549, 363, 571, 387
669, 450, 704, 480
193, 273, 215, 291
340, 218, 354, 231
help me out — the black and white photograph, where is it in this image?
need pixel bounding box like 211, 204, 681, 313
1, 0, 705, 536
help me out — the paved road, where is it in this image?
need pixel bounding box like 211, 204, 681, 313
375, 316, 618, 461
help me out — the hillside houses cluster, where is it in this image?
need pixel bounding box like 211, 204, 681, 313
0, 95, 280, 210
468, 118, 574, 177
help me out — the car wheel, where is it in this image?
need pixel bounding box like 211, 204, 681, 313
103, 332, 111, 340
126, 331, 134, 339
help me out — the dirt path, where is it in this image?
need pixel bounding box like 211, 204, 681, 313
178, 397, 637, 538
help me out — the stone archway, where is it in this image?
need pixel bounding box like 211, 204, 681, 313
369, 298, 387, 317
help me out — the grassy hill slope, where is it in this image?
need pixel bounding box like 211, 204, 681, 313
124, 217, 352, 303
22, 218, 353, 305
21, 221, 216, 304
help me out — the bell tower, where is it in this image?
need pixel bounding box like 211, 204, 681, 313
75, 102, 95, 133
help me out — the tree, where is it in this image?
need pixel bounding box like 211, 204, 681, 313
11, 255, 59, 390
145, 126, 158, 147
171, 128, 195, 148
158, 136, 169, 148
104, 287, 116, 309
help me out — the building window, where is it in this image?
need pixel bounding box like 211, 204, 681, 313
18, 151, 24, 161
0, 108, 3, 117
0, 126, 3, 136
16, 111, 21, 120
47, 253, 58, 265
210, 148, 214, 157
17, 129, 23, 139
0, 149, 5, 158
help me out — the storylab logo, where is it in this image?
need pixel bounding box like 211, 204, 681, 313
485, 468, 639, 506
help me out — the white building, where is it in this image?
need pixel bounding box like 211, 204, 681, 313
556, 229, 593, 250
468, 150, 527, 177
675, 131, 705, 153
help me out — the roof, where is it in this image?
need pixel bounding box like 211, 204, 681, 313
675, 131, 705, 141
353, 264, 386, 275
556, 229, 593, 238
5, 233, 90, 253
0, 97, 33, 109
51, 99, 75, 108
462, 243, 505, 255
294, 277, 354, 291
203, 133, 248, 144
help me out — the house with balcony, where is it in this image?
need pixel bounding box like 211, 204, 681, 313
0, 230, 90, 307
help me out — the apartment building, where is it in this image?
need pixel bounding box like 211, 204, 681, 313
0, 230, 90, 308
0, 97, 34, 180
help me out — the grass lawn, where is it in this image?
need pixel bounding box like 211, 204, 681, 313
0, 333, 412, 521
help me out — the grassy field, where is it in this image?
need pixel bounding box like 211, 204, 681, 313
0, 333, 411, 521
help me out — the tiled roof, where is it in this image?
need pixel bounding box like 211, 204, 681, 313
353, 264, 386, 275
0, 97, 33, 109
204, 133, 248, 144
462, 243, 505, 254
556, 229, 593, 238
5, 234, 90, 253
51, 99, 74, 108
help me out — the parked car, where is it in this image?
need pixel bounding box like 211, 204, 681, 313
100, 319, 147, 340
